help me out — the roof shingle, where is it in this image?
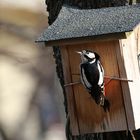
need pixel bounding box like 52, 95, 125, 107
37, 4, 140, 43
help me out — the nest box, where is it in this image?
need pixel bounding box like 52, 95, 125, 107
37, 5, 140, 135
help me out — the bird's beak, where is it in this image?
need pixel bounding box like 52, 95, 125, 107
76, 51, 82, 54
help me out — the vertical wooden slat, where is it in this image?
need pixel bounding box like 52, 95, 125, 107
60, 46, 80, 135
115, 39, 135, 130
118, 28, 140, 130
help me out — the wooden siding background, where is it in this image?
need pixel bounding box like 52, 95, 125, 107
119, 27, 140, 130
61, 40, 129, 135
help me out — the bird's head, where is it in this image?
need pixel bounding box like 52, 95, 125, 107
77, 50, 100, 63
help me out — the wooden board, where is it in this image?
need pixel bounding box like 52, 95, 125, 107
118, 26, 140, 130
61, 47, 80, 135
116, 38, 135, 131
63, 40, 128, 135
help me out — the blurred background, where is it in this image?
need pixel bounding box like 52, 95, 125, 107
0, 0, 66, 140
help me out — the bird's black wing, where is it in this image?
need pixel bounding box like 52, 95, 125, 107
81, 62, 99, 85
80, 63, 91, 90
80, 62, 110, 111
80, 62, 99, 90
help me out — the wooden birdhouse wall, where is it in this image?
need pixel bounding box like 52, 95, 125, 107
61, 27, 140, 135
61, 40, 128, 135
118, 26, 140, 130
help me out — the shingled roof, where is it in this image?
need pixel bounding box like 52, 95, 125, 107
37, 4, 140, 44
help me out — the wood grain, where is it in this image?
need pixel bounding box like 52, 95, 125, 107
66, 40, 127, 134
118, 27, 140, 130
61, 47, 80, 135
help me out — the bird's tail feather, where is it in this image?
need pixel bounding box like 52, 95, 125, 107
90, 87, 110, 112
96, 94, 110, 112
102, 97, 110, 112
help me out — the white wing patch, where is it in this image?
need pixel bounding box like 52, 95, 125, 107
97, 60, 104, 86
81, 67, 92, 89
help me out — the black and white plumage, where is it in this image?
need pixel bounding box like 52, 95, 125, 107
77, 50, 110, 112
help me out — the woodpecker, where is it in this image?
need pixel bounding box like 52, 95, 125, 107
77, 50, 110, 112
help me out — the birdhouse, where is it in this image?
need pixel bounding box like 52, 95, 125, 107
36, 5, 140, 135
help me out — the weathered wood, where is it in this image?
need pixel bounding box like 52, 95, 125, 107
65, 40, 128, 135
118, 27, 140, 130
116, 37, 135, 131
61, 46, 80, 135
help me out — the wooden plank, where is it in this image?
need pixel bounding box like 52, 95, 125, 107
118, 26, 140, 130
60, 47, 80, 135
67, 40, 127, 134
115, 40, 135, 130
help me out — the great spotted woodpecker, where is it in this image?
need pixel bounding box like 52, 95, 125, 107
77, 50, 110, 112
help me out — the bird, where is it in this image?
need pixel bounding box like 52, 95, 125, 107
77, 50, 110, 112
